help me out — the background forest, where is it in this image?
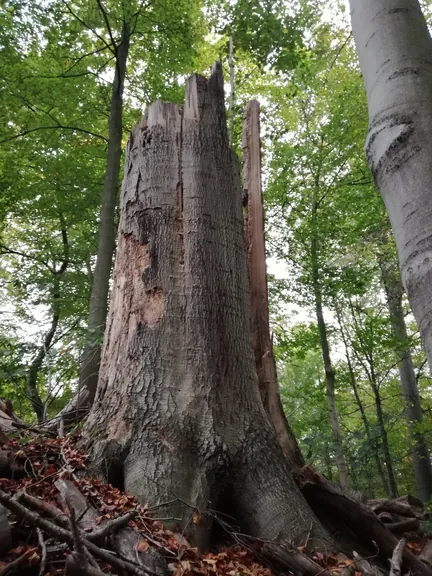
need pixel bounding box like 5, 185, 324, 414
1, 0, 432, 501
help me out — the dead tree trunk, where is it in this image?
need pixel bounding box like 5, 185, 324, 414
242, 100, 304, 471
84, 64, 331, 551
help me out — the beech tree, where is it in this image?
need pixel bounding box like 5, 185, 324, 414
349, 0, 432, 371
84, 65, 331, 550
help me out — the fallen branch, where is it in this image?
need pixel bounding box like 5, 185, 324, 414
390, 539, 406, 576
0, 489, 154, 576
262, 541, 334, 576
369, 499, 423, 520
87, 509, 138, 541
0, 548, 35, 576
386, 518, 419, 534
297, 466, 432, 576
37, 528, 47, 576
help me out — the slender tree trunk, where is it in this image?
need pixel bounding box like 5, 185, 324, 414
349, 0, 432, 371
84, 64, 332, 551
27, 219, 69, 422
334, 304, 390, 495
349, 302, 398, 498
311, 202, 350, 489
379, 249, 432, 501
369, 367, 399, 498
242, 100, 304, 471
78, 20, 130, 406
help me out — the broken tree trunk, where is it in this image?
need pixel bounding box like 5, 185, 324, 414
242, 100, 304, 471
84, 63, 331, 552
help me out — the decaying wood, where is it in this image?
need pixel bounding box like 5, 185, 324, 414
352, 551, 383, 576
262, 541, 334, 576
0, 488, 163, 576
420, 541, 432, 566
389, 539, 406, 576
297, 466, 432, 576
242, 100, 304, 471
0, 504, 12, 555
386, 518, 420, 534
55, 479, 166, 575
369, 498, 423, 519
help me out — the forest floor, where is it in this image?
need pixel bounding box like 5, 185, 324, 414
0, 432, 428, 576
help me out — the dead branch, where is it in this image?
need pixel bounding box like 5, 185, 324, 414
389, 539, 406, 576
0, 548, 35, 576
22, 491, 70, 528
386, 518, 420, 533
87, 509, 138, 541
262, 541, 334, 576
0, 489, 155, 576
37, 528, 47, 576
369, 499, 423, 520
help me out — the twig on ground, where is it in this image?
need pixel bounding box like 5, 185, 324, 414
37, 528, 47, 576
0, 548, 34, 575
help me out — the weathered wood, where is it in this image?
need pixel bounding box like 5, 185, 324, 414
369, 498, 423, 519
242, 100, 304, 471
55, 480, 166, 576
298, 466, 432, 576
84, 63, 331, 551
390, 539, 406, 576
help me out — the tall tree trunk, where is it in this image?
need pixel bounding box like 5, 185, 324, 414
334, 304, 390, 496
242, 100, 304, 471
84, 64, 332, 551
378, 247, 432, 501
78, 20, 130, 406
349, 0, 432, 371
311, 202, 350, 489
27, 218, 69, 422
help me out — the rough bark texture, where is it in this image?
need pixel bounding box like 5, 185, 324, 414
349, 0, 432, 371
311, 201, 350, 488
84, 64, 331, 552
242, 100, 304, 471
378, 246, 432, 501
78, 20, 130, 407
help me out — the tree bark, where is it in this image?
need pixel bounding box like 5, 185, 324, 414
84, 64, 331, 552
378, 244, 432, 501
349, 0, 432, 371
311, 201, 350, 488
78, 20, 130, 407
242, 100, 304, 471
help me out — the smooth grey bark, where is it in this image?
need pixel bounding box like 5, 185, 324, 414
349, 0, 432, 371
78, 20, 130, 407
311, 200, 350, 489
84, 64, 331, 551
334, 304, 390, 496
27, 217, 69, 423
379, 247, 432, 501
